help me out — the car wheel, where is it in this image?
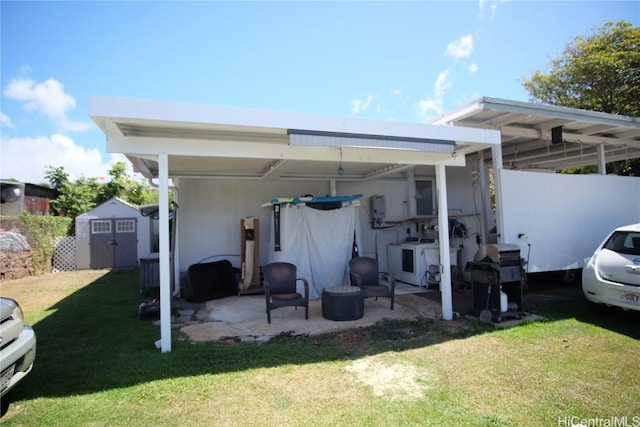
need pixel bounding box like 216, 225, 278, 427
562, 268, 581, 285
0, 397, 9, 417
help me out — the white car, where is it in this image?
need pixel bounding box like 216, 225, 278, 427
582, 223, 640, 312
0, 297, 37, 415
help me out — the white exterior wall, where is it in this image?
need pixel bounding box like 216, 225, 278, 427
500, 170, 640, 272
177, 179, 333, 271
339, 166, 482, 273
170, 160, 640, 280
75, 198, 152, 269
177, 166, 482, 275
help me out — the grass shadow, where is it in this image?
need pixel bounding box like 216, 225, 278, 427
9, 268, 638, 404
9, 269, 495, 402
522, 274, 640, 340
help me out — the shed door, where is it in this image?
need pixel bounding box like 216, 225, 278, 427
90, 218, 138, 268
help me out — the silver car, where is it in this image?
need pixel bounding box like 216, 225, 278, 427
0, 297, 37, 414
582, 223, 640, 312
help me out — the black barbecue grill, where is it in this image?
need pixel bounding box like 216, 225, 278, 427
466, 244, 524, 322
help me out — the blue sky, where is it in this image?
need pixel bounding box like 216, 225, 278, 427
1, 1, 638, 184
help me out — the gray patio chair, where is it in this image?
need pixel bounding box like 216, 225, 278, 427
349, 257, 396, 309
263, 262, 309, 324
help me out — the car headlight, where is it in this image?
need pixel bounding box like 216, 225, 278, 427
4, 298, 24, 322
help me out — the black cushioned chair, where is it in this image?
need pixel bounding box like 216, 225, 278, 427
349, 257, 396, 309
263, 262, 309, 324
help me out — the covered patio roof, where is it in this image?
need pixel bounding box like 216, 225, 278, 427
432, 97, 640, 172
89, 96, 501, 181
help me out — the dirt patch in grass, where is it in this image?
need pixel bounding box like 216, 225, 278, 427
346, 357, 432, 400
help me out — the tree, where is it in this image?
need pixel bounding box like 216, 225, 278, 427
524, 21, 639, 115
98, 161, 129, 204
44, 166, 69, 192
49, 176, 100, 218
522, 20, 640, 175
45, 163, 159, 218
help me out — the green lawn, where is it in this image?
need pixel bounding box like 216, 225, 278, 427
1, 269, 639, 426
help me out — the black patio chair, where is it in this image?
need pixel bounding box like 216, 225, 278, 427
349, 256, 396, 309
263, 262, 309, 324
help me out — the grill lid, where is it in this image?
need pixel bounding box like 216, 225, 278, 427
474, 244, 521, 263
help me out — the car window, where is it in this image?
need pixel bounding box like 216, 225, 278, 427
603, 231, 640, 256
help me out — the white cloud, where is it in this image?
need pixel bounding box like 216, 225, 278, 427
1, 113, 13, 129
478, 0, 501, 20
414, 69, 453, 121
0, 133, 129, 184
469, 63, 479, 73
392, 89, 402, 96
445, 34, 474, 59
3, 77, 92, 133
351, 94, 374, 115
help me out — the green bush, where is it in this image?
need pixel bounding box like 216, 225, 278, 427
18, 213, 73, 275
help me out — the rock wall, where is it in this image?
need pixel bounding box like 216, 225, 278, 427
0, 250, 34, 280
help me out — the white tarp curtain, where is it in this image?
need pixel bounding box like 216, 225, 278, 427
268, 203, 358, 299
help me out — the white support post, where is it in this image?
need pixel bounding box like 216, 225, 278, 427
436, 163, 453, 320
491, 144, 505, 244
158, 153, 172, 353
329, 179, 337, 197
597, 144, 606, 175
477, 151, 491, 243
172, 180, 181, 297
406, 168, 416, 219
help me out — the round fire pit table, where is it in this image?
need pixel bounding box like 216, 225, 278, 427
322, 285, 365, 321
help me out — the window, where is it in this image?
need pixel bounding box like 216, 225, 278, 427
604, 231, 640, 256
91, 220, 111, 234
416, 180, 435, 216
116, 219, 136, 233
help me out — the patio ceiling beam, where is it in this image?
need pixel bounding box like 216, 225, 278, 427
107, 136, 465, 166
126, 154, 155, 177
261, 159, 288, 179
364, 164, 416, 181
504, 140, 634, 163
499, 125, 640, 148
512, 147, 640, 170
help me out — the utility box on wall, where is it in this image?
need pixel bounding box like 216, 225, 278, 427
370, 195, 385, 228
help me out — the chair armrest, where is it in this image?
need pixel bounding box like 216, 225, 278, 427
264, 281, 272, 297
351, 272, 363, 287
379, 271, 396, 283
379, 271, 396, 294
297, 277, 309, 299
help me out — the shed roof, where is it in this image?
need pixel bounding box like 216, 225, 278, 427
76, 197, 140, 219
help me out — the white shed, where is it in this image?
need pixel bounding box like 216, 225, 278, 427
75, 198, 152, 270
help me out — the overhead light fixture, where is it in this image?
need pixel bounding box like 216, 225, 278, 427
337, 147, 344, 176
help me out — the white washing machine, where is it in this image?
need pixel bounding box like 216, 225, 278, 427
388, 241, 458, 287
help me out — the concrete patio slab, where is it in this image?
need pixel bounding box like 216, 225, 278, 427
170, 282, 561, 343
177, 284, 447, 343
